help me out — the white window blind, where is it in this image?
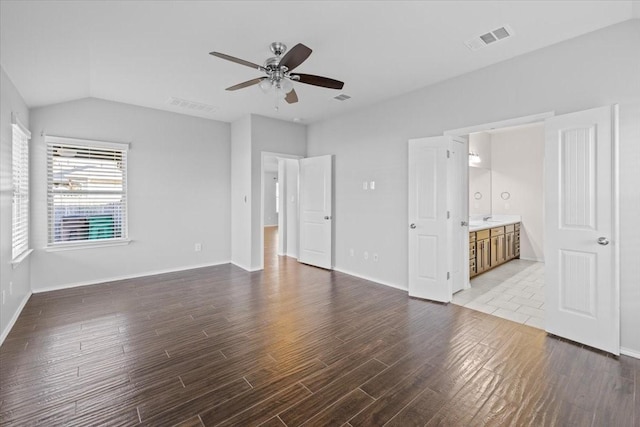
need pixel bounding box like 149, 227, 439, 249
12, 118, 30, 260
46, 137, 128, 246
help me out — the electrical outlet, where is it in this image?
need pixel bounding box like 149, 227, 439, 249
364, 251, 369, 260
362, 181, 368, 190
370, 181, 375, 190
373, 253, 379, 262
349, 248, 354, 257
195, 243, 202, 252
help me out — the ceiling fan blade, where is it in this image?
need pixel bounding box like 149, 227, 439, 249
279, 44, 312, 72
291, 73, 344, 90
210, 51, 264, 71
285, 88, 298, 104
225, 77, 266, 91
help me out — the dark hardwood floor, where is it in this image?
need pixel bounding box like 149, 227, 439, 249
1, 227, 637, 426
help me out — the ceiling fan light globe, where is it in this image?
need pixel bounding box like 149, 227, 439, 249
274, 86, 287, 99
280, 78, 293, 93
259, 79, 273, 93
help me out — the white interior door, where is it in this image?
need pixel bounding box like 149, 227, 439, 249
544, 105, 619, 355
449, 137, 467, 293
299, 155, 332, 269
408, 136, 453, 302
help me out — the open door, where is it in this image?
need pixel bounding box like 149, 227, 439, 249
544, 105, 619, 355
408, 136, 455, 302
298, 155, 332, 269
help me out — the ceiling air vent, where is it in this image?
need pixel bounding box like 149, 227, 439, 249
465, 25, 514, 51
333, 94, 351, 101
167, 97, 217, 113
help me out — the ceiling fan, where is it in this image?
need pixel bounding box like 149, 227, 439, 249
210, 42, 344, 106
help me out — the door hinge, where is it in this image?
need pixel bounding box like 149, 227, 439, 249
446, 150, 450, 158
447, 272, 450, 280
447, 211, 450, 219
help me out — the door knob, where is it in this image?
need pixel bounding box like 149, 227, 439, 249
324, 216, 332, 220
597, 237, 609, 246
410, 223, 417, 229
461, 221, 468, 226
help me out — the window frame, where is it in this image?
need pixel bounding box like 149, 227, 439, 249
45, 135, 130, 250
11, 114, 31, 262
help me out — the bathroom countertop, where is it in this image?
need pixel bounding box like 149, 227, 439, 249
468, 215, 521, 232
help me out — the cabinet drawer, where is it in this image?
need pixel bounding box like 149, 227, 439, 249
469, 246, 476, 258
505, 224, 515, 233
476, 229, 490, 240
469, 232, 476, 242
490, 227, 504, 236
515, 223, 520, 231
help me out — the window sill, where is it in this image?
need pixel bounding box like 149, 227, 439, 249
11, 249, 34, 268
45, 239, 132, 252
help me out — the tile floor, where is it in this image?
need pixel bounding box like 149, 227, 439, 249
452, 259, 545, 329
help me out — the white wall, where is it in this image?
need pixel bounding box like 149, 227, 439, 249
231, 115, 252, 270
307, 20, 640, 354
250, 115, 306, 269
29, 98, 231, 291
263, 172, 278, 226
0, 67, 31, 343
491, 125, 544, 261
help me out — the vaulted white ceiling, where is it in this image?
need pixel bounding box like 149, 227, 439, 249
1, 1, 636, 124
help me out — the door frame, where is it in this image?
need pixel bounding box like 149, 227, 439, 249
444, 111, 555, 290
260, 151, 303, 270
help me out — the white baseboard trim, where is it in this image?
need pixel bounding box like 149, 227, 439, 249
0, 291, 32, 346
333, 267, 408, 292
32, 261, 231, 294
230, 261, 262, 272
519, 256, 545, 263
620, 347, 640, 359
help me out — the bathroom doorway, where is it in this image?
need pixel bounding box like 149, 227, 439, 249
446, 117, 547, 329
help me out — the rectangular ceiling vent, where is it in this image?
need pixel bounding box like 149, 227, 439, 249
167, 97, 217, 113
333, 94, 351, 101
465, 25, 514, 51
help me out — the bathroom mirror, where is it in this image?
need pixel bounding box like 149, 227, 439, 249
469, 166, 491, 215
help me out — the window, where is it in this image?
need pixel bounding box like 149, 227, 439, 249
12, 115, 30, 260
46, 136, 128, 247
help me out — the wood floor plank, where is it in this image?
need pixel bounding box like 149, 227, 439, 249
349, 362, 442, 427
279, 359, 386, 426
0, 227, 635, 426
383, 387, 446, 427
198, 359, 326, 426
215, 383, 312, 427
300, 389, 375, 427
139, 377, 252, 425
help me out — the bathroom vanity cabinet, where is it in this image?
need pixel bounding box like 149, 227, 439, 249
469, 222, 520, 278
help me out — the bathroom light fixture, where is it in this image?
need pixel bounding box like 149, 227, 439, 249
469, 152, 481, 165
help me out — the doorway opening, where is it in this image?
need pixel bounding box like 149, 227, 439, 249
447, 117, 548, 329
261, 152, 301, 271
